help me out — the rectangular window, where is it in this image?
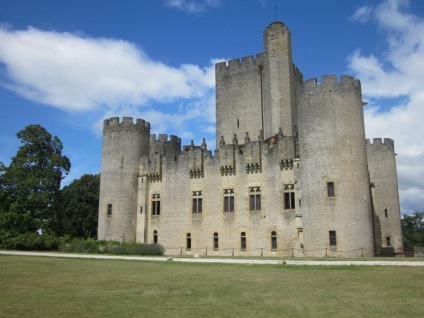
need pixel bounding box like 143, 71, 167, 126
223, 189, 235, 213
327, 182, 335, 197
271, 231, 277, 250
284, 192, 295, 210
386, 237, 391, 247
186, 233, 191, 251
249, 187, 261, 212
152, 194, 160, 215
107, 204, 112, 216
241, 232, 246, 251
329, 231, 337, 246
283, 184, 295, 210
192, 191, 203, 214
213, 232, 219, 250
384, 208, 388, 218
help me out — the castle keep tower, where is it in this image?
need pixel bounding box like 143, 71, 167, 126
297, 76, 374, 257
98, 117, 150, 242
215, 21, 303, 146
262, 21, 299, 138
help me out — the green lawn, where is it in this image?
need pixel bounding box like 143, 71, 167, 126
0, 255, 423, 318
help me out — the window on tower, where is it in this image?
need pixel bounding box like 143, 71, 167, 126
152, 194, 160, 215
327, 182, 335, 198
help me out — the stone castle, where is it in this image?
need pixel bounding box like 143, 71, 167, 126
98, 21, 402, 257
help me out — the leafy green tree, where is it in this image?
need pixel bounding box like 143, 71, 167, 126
402, 212, 424, 249
62, 174, 100, 238
1, 124, 71, 234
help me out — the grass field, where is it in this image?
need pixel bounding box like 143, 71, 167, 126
0, 255, 423, 317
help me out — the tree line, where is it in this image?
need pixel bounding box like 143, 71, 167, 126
0, 124, 99, 250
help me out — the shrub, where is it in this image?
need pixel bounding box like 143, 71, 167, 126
0, 230, 66, 251
108, 245, 128, 255
61, 238, 87, 253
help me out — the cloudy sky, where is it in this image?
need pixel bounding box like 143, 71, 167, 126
0, 0, 423, 214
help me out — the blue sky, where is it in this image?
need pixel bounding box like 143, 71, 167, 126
0, 0, 423, 214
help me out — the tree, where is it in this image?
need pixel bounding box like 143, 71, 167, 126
1, 124, 71, 234
62, 174, 100, 238
402, 212, 424, 249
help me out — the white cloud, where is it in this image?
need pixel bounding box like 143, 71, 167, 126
0, 25, 220, 150
350, 5, 373, 23
165, 0, 220, 13
348, 0, 424, 213
0, 25, 215, 112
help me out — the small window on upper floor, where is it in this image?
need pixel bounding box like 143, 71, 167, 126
107, 204, 112, 216
327, 182, 335, 198
224, 189, 235, 213
249, 187, 261, 212
284, 184, 295, 210
384, 208, 388, 218
152, 194, 160, 215
192, 191, 203, 214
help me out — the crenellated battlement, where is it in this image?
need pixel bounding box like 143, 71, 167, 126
149, 133, 182, 158
215, 53, 264, 75
150, 134, 181, 144
300, 75, 361, 93
366, 138, 395, 151
104, 117, 150, 129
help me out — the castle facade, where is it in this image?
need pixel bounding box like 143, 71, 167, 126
98, 22, 402, 257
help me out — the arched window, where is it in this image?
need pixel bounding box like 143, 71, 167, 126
213, 232, 219, 250
241, 232, 246, 251
271, 231, 277, 250
153, 230, 158, 244
186, 233, 191, 251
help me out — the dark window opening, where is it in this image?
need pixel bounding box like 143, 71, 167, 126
241, 232, 246, 251
237, 118, 239, 129
152, 194, 160, 215
107, 204, 112, 216
329, 231, 337, 246
214, 232, 219, 250
192, 191, 203, 213
186, 233, 191, 250
271, 231, 277, 250
224, 189, 235, 213
249, 187, 261, 212
153, 230, 158, 244
327, 182, 335, 197
386, 237, 391, 247
384, 208, 388, 218
284, 192, 295, 210
140, 206, 143, 214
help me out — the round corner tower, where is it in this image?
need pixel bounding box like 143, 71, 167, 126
98, 117, 150, 242
297, 75, 374, 257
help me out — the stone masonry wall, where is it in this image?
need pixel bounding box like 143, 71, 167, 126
297, 76, 374, 257
137, 136, 302, 257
